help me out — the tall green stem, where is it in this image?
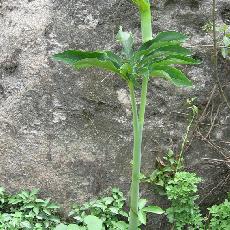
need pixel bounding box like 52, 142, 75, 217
140, 8, 153, 43
128, 81, 141, 229
128, 1, 152, 229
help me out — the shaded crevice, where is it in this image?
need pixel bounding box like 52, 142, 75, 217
221, 5, 230, 24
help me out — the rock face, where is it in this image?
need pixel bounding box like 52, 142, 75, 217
0, 0, 229, 228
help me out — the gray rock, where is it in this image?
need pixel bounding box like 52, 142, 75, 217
0, 0, 229, 228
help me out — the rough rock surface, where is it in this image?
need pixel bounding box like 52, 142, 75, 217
0, 0, 230, 229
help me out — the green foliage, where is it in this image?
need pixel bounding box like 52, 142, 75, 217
217, 24, 230, 59
0, 188, 60, 229
68, 188, 128, 230
165, 172, 203, 230
0, 187, 129, 230
137, 199, 164, 226
55, 215, 103, 230
55, 223, 82, 230
142, 149, 179, 190
202, 22, 230, 59
142, 98, 198, 191
53, 50, 121, 74
208, 199, 230, 230
1, 186, 229, 229
68, 188, 163, 229
53, 31, 199, 87
84, 215, 103, 230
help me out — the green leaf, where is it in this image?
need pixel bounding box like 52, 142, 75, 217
33, 207, 39, 215
119, 63, 133, 79
101, 197, 113, 205
135, 31, 188, 60
138, 199, 147, 210
105, 51, 123, 68
54, 224, 68, 230
84, 215, 103, 230
150, 66, 192, 87
138, 45, 192, 67
155, 55, 201, 65
53, 50, 105, 64
47, 203, 60, 209
152, 45, 191, 56
0, 187, 5, 194
67, 224, 83, 230
112, 221, 129, 230
223, 36, 230, 46
134, 41, 179, 63
43, 208, 51, 215
36, 199, 45, 203
53, 50, 121, 74
138, 210, 147, 225
142, 206, 164, 214
20, 221, 32, 229
153, 31, 188, 43
109, 207, 119, 214
116, 27, 134, 58
30, 189, 39, 196
138, 40, 182, 53
74, 58, 120, 74
221, 48, 228, 58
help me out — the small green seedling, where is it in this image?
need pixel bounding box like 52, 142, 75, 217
202, 22, 230, 59
217, 24, 230, 59
53, 0, 199, 229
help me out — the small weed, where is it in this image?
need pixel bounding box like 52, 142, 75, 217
142, 98, 198, 193
68, 188, 128, 229
141, 149, 179, 192
165, 172, 203, 230
202, 21, 230, 59
207, 199, 230, 230
0, 188, 60, 229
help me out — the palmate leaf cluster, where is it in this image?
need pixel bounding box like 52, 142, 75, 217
53, 29, 200, 87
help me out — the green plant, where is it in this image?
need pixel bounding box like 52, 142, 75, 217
137, 198, 164, 226
1, 186, 229, 229
207, 199, 230, 230
217, 24, 230, 59
0, 188, 60, 229
55, 215, 103, 230
203, 21, 230, 59
177, 97, 198, 169
142, 98, 198, 191
141, 149, 179, 191
53, 0, 199, 228
165, 172, 203, 230
68, 188, 128, 230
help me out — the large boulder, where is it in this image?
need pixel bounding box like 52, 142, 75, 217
0, 0, 229, 228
